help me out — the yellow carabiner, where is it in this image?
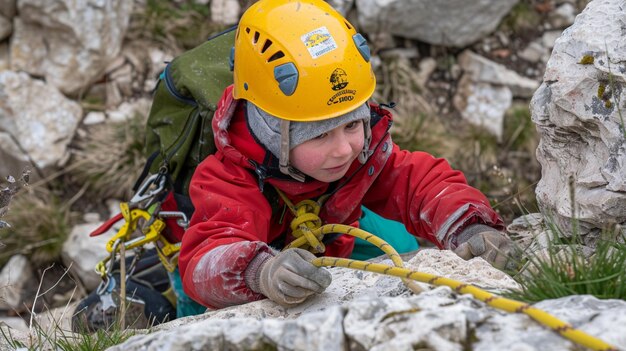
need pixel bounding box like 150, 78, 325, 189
103, 201, 183, 273
106, 202, 166, 253
159, 239, 181, 257
94, 258, 109, 278
154, 235, 181, 273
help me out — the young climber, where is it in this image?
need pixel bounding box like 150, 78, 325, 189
178, 0, 514, 309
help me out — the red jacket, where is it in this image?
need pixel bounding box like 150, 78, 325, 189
178, 85, 504, 309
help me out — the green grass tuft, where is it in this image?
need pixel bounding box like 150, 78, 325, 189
1, 318, 135, 351
498, 1, 543, 37
506, 222, 626, 302
55, 327, 135, 351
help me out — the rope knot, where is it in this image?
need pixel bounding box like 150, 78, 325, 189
290, 199, 325, 253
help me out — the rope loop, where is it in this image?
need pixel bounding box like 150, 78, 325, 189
289, 199, 325, 253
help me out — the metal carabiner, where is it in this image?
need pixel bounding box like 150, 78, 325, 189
159, 211, 190, 229
129, 173, 167, 205
95, 238, 121, 278
95, 274, 118, 312
108, 239, 121, 272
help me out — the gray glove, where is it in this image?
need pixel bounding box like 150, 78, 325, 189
247, 248, 332, 307
453, 225, 515, 270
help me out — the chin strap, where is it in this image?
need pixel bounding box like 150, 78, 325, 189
357, 119, 373, 164
279, 119, 306, 182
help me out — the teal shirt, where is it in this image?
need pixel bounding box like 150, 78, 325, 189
350, 206, 419, 260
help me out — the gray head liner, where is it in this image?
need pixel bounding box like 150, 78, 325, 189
274, 62, 299, 96
352, 33, 371, 62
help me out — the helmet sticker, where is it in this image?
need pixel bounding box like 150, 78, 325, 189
301, 26, 337, 59
330, 68, 348, 90
327, 68, 356, 105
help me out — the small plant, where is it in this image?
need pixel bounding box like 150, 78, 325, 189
71, 114, 146, 201
501, 105, 537, 154
56, 327, 135, 351
1, 312, 135, 351
578, 54, 595, 65
498, 1, 543, 38
0, 187, 77, 267
450, 125, 500, 184
489, 105, 540, 219
128, 0, 221, 51
506, 215, 626, 302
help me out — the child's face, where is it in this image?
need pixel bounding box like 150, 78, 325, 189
289, 120, 364, 182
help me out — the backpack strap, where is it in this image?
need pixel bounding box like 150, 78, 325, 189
133, 150, 160, 192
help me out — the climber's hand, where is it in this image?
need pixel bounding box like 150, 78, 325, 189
251, 248, 332, 307
454, 225, 516, 271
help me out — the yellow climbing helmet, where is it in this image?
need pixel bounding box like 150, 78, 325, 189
231, 0, 376, 122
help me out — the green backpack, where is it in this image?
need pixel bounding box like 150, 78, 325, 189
79, 28, 239, 325
141, 27, 236, 216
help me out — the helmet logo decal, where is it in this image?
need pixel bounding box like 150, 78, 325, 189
301, 26, 337, 59
327, 68, 356, 105
330, 68, 348, 90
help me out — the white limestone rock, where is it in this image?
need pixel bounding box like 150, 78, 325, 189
210, 0, 240, 26
10, 0, 132, 95
61, 222, 118, 291
356, 0, 518, 47
0, 255, 37, 311
531, 0, 626, 243
0, 71, 82, 171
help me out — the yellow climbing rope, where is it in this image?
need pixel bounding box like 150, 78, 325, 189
275, 188, 618, 351
283, 197, 424, 294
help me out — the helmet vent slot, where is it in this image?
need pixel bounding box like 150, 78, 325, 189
245, 27, 251, 34
268, 51, 285, 62
261, 39, 273, 53
253, 31, 260, 44
344, 21, 352, 30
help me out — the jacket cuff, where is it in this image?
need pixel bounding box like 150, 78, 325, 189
244, 251, 275, 294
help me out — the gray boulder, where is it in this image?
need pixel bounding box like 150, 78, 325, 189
531, 0, 626, 243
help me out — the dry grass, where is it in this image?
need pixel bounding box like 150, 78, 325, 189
71, 114, 146, 201
373, 54, 453, 157
0, 264, 135, 351
0, 187, 78, 267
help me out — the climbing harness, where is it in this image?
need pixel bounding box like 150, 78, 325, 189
274, 188, 618, 351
